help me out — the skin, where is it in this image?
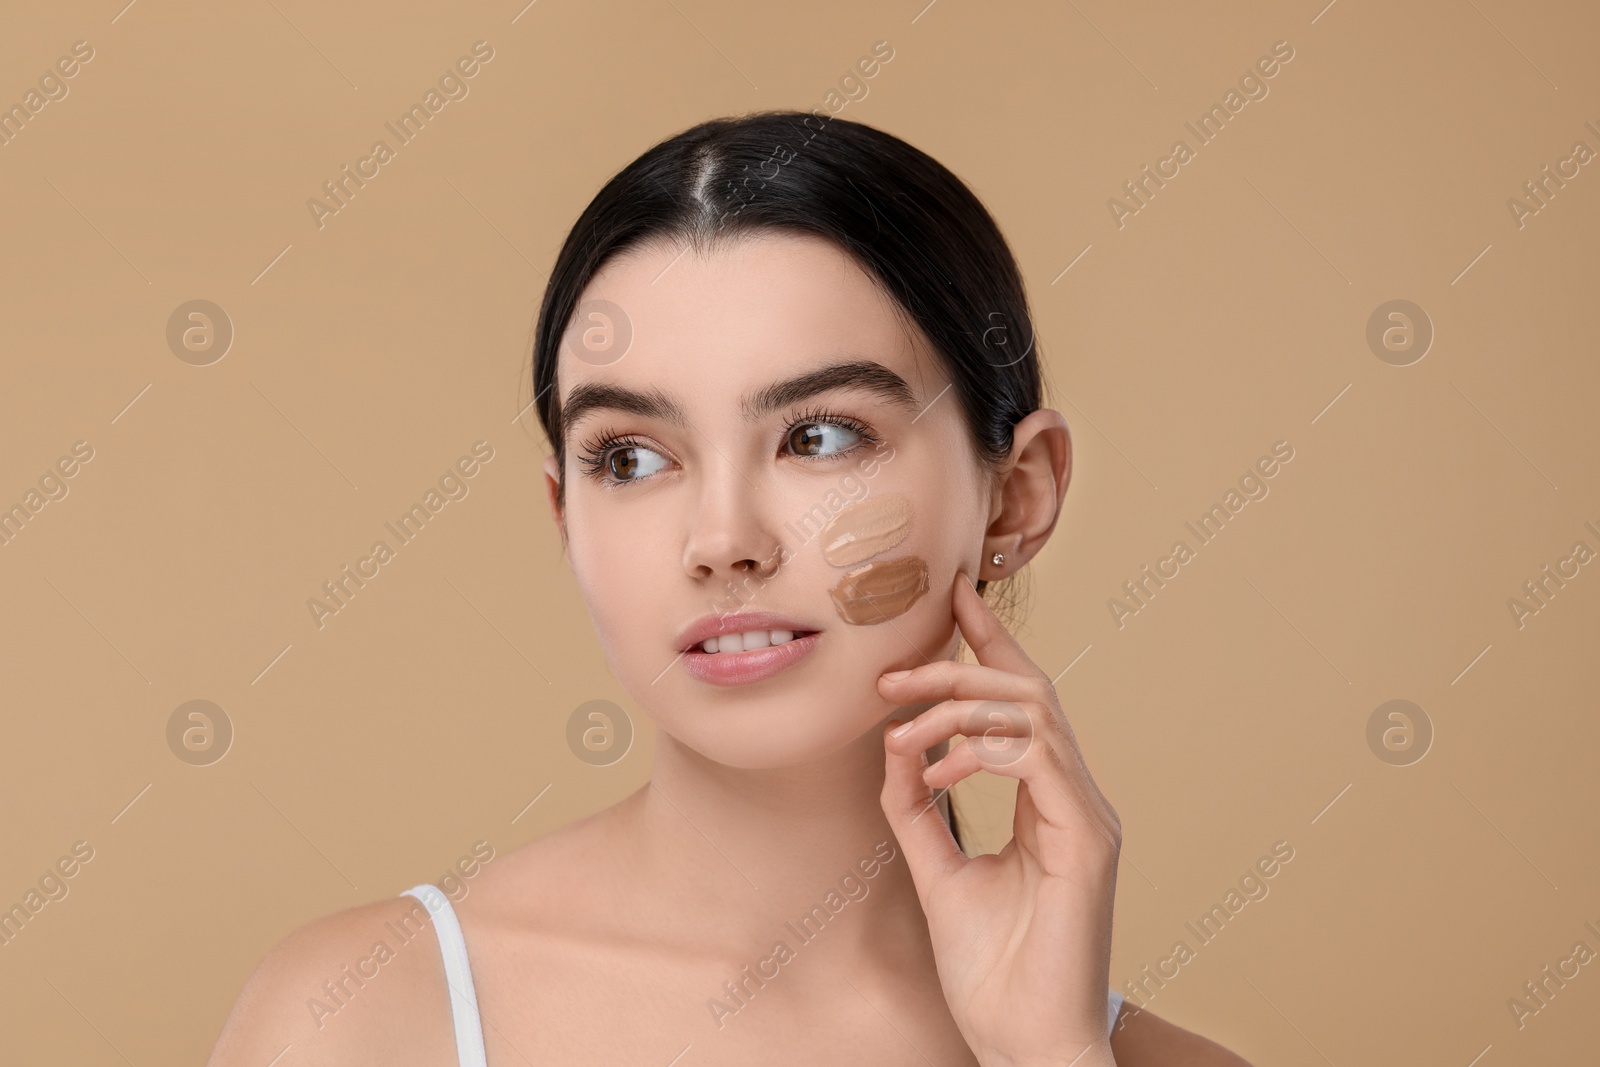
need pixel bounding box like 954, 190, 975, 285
209, 233, 1251, 1066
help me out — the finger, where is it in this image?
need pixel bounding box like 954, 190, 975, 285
952, 572, 1046, 679
885, 666, 1098, 819
890, 697, 1105, 844
878, 659, 1050, 706
923, 720, 1118, 856
920, 732, 1038, 790
884, 697, 1042, 762
908, 697, 1120, 844
880, 722, 965, 898
924, 740, 1114, 850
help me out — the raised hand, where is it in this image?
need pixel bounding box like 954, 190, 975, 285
879, 573, 1121, 1067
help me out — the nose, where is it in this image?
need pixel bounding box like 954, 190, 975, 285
681, 452, 781, 585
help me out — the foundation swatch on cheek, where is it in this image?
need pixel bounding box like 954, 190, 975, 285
820, 493, 911, 567
828, 556, 930, 625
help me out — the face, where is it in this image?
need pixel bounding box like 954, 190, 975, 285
546, 233, 996, 769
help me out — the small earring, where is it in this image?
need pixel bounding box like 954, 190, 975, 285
991, 552, 1005, 566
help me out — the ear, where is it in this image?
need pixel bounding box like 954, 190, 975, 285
542, 453, 569, 551
981, 409, 1071, 582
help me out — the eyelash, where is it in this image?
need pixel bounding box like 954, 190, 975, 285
575, 407, 880, 486
786, 406, 880, 453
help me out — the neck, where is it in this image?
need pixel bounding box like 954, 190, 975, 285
618, 716, 945, 957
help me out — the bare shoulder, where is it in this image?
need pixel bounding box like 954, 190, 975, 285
1109, 1002, 1253, 1066
207, 894, 456, 1067
208, 791, 648, 1067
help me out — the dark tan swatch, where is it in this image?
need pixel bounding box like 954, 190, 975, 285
827, 556, 930, 625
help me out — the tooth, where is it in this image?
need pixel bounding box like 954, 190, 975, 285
770, 630, 793, 645
701, 637, 718, 654
743, 630, 770, 649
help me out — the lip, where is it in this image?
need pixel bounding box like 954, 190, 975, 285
675, 611, 822, 688
675, 611, 819, 653
681, 631, 822, 687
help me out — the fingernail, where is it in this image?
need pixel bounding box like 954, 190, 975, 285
883, 669, 911, 682
889, 720, 915, 737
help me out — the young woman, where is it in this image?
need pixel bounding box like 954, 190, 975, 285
211, 111, 1250, 1066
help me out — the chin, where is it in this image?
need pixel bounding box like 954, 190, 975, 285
650, 675, 894, 770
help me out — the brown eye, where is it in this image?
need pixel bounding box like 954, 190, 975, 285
604, 446, 667, 481
787, 421, 860, 457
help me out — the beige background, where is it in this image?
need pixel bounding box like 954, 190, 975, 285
2, 0, 1597, 1063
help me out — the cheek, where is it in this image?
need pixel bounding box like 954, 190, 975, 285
807, 486, 973, 665
819, 492, 925, 625
564, 504, 676, 667
825, 440, 982, 589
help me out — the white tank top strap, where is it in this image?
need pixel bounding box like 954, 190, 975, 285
1106, 988, 1125, 1035
401, 884, 489, 1067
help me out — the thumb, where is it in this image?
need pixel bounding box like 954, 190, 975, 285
880, 720, 965, 904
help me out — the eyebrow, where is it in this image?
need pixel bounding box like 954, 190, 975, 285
560, 360, 919, 436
